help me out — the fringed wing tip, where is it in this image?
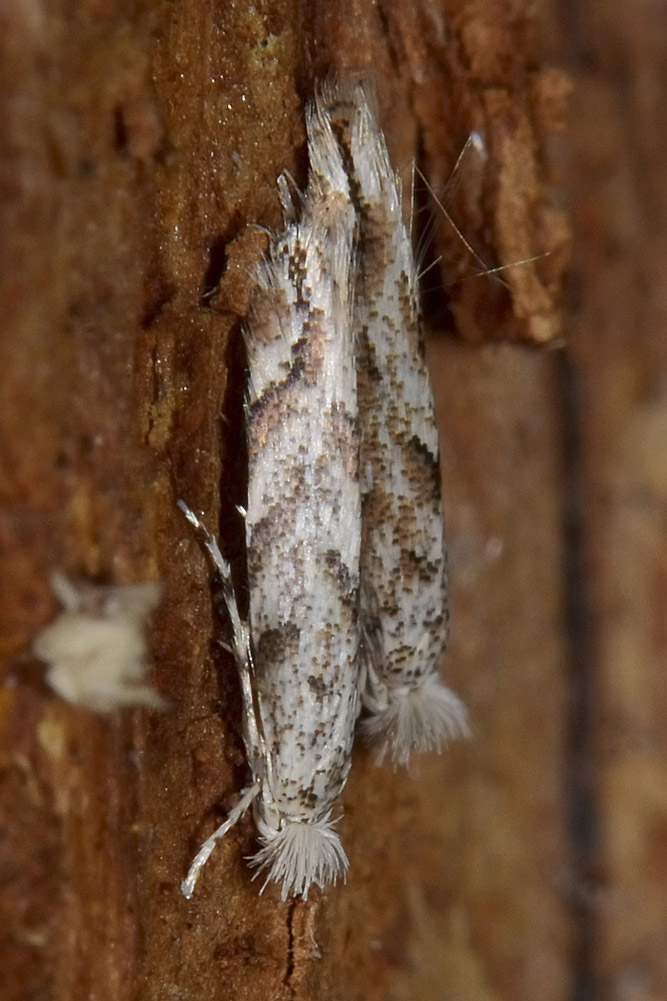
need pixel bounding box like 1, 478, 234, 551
362, 676, 470, 768
251, 816, 349, 901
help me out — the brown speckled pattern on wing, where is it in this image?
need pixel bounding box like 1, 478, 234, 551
326, 83, 449, 688
244, 96, 361, 829
323, 83, 468, 765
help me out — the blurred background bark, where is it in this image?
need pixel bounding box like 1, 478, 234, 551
1, 0, 664, 998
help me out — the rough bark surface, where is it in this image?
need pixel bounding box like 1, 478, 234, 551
556, 0, 667, 997
4, 0, 635, 999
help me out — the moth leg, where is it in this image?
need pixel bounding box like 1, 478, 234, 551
177, 502, 264, 784
181, 781, 260, 898
177, 500, 244, 642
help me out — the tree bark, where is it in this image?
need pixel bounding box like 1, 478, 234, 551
558, 0, 667, 996
0, 1, 585, 999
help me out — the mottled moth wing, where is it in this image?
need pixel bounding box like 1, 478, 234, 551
323, 81, 469, 766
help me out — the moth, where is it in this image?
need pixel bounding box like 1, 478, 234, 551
325, 81, 469, 767
180, 92, 361, 901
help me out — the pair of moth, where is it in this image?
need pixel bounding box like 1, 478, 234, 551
180, 80, 469, 902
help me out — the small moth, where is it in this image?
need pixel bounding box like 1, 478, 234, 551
180, 92, 360, 900
33, 573, 164, 712
324, 81, 470, 767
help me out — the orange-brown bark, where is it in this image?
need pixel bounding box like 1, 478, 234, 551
0, 2, 575, 999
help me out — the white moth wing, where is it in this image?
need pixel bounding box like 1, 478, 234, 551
322, 81, 469, 766
180, 94, 362, 902
243, 105, 361, 895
